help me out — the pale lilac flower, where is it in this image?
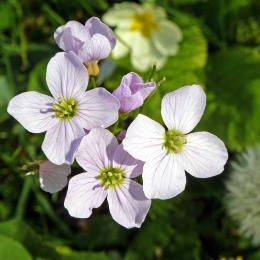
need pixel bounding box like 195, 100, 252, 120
54, 17, 116, 76
64, 128, 151, 229
39, 160, 71, 193
8, 52, 120, 165
113, 72, 156, 113
123, 85, 228, 200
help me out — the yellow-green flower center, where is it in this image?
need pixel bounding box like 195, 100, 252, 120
164, 129, 187, 154
130, 11, 159, 38
98, 167, 125, 189
53, 97, 78, 120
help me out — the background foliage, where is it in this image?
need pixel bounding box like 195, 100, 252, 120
0, 0, 260, 259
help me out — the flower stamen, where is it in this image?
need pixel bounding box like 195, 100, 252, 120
130, 11, 158, 38
98, 167, 125, 188
53, 97, 78, 120
164, 129, 187, 154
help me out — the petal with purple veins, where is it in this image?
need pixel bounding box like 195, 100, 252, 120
78, 34, 111, 63
85, 17, 116, 49
46, 52, 89, 100
76, 128, 118, 172
179, 131, 228, 178
142, 153, 186, 200
54, 21, 90, 53
64, 172, 107, 218
42, 119, 85, 165
107, 179, 151, 228
123, 114, 166, 162
7, 91, 57, 133
76, 87, 119, 130
161, 85, 206, 134
112, 144, 144, 178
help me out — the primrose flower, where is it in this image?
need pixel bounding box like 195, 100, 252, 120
54, 17, 116, 76
39, 161, 71, 193
113, 72, 156, 113
225, 147, 260, 245
64, 128, 151, 228
123, 85, 228, 199
103, 2, 182, 71
8, 52, 119, 165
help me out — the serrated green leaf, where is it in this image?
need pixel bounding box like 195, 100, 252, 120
199, 47, 260, 151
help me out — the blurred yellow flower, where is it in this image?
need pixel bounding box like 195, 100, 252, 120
103, 2, 182, 71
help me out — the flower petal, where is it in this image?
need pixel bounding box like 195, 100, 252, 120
76, 128, 118, 172
123, 114, 166, 162
46, 52, 89, 99
112, 29, 135, 59
152, 20, 182, 56
180, 132, 228, 178
133, 82, 156, 100
142, 153, 186, 199
78, 34, 111, 63
116, 94, 144, 113
64, 172, 107, 218
39, 161, 71, 193
112, 72, 156, 113
130, 36, 167, 71
161, 85, 206, 134
107, 179, 151, 228
7, 91, 57, 133
76, 87, 119, 129
42, 119, 85, 165
54, 21, 90, 52
113, 144, 144, 178
85, 17, 116, 49
102, 2, 139, 28
112, 38, 129, 59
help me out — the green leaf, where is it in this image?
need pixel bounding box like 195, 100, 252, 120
0, 3, 16, 30
0, 235, 32, 260
0, 75, 14, 122
60, 251, 109, 260
142, 12, 207, 121
28, 59, 49, 93
0, 75, 14, 102
0, 219, 59, 259
199, 47, 260, 151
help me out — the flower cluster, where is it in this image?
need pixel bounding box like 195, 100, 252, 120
8, 16, 228, 228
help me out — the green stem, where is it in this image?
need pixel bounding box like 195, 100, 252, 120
90, 76, 97, 88
112, 119, 120, 135
147, 64, 157, 81
31, 183, 71, 236
15, 177, 32, 220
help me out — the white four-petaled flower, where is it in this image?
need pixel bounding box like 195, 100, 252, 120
123, 85, 228, 199
64, 128, 151, 228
